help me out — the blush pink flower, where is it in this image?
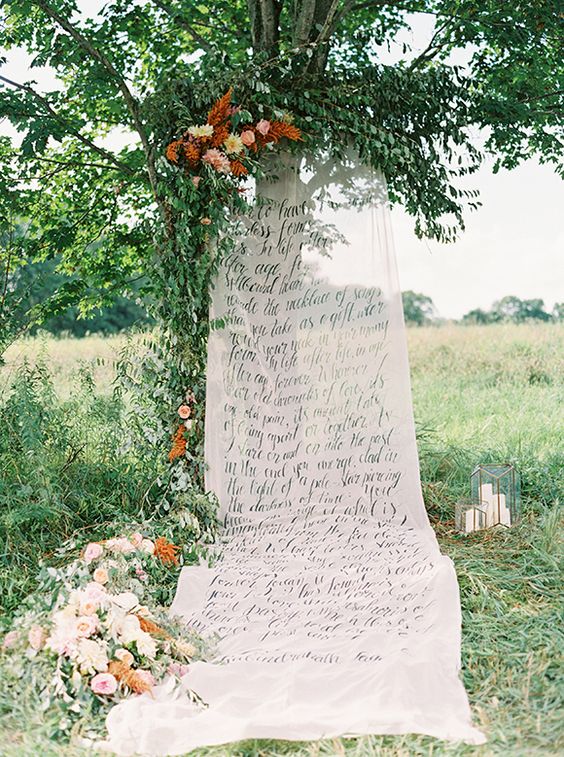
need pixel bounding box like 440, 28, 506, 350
255, 119, 271, 136
2, 630, 19, 649
240, 129, 255, 147
90, 672, 118, 696
114, 648, 134, 666
136, 669, 156, 689
202, 148, 231, 174
140, 539, 155, 555
28, 625, 47, 651
84, 542, 103, 564
191, 176, 201, 188
75, 615, 98, 638
167, 661, 190, 678
135, 566, 148, 581
178, 404, 191, 419
130, 532, 144, 548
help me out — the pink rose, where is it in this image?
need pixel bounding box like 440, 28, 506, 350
2, 630, 19, 649
130, 532, 143, 548
255, 119, 271, 136
135, 566, 148, 581
191, 176, 201, 188
178, 404, 191, 419
240, 130, 255, 146
80, 599, 99, 616
28, 625, 46, 651
90, 672, 118, 696
75, 615, 98, 638
84, 542, 103, 564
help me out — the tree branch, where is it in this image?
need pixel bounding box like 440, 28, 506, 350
32, 0, 162, 209
152, 0, 213, 51
0, 74, 135, 175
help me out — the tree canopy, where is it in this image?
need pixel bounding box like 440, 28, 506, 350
1, 1, 562, 341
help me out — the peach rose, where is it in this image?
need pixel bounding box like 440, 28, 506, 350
240, 129, 255, 146
80, 599, 99, 616
93, 567, 109, 585
178, 404, 191, 419
200, 217, 212, 225
114, 648, 134, 666
90, 672, 118, 696
129, 532, 143, 548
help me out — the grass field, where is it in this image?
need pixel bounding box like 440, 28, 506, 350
1, 323, 562, 756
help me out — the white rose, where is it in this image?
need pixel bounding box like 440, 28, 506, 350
135, 631, 157, 659
112, 592, 139, 612
117, 614, 141, 644
140, 539, 155, 555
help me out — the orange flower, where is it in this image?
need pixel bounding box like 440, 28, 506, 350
165, 140, 182, 163
168, 424, 187, 463
230, 160, 248, 177
266, 121, 303, 143
137, 614, 171, 639
182, 140, 201, 167
207, 88, 232, 126
211, 122, 230, 148
154, 536, 181, 567
108, 660, 153, 695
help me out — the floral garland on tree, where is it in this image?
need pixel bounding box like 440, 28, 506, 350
160, 89, 302, 482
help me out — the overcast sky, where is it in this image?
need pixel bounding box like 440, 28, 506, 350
1, 9, 562, 319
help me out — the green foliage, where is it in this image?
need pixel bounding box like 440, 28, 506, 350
0, 357, 217, 619
0, 324, 562, 754
462, 296, 554, 324
401, 290, 436, 326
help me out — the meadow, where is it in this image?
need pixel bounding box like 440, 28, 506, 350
0, 323, 562, 756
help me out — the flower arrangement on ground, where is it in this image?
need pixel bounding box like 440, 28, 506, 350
1, 530, 206, 740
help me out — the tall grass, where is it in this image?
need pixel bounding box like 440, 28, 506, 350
0, 323, 562, 755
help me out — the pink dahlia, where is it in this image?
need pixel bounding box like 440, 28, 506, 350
202, 148, 231, 174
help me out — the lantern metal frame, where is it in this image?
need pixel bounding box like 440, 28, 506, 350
470, 463, 521, 528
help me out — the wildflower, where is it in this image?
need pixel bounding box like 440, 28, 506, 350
93, 567, 109, 585
83, 542, 103, 564
191, 176, 201, 188
202, 148, 231, 173
185, 419, 193, 430
154, 537, 181, 567
178, 404, 191, 419
187, 124, 214, 138
240, 129, 255, 146
255, 119, 271, 136
28, 625, 46, 651
175, 639, 196, 658
224, 133, 244, 154
135, 565, 148, 581
200, 217, 212, 225
90, 672, 118, 696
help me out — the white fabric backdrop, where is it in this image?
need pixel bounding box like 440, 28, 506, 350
104, 153, 486, 754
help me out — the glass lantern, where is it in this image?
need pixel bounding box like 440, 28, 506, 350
471, 464, 521, 528
455, 498, 488, 534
